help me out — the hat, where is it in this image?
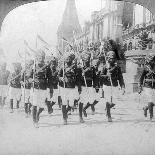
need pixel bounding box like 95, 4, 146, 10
65, 53, 75, 62
81, 52, 91, 62
106, 51, 116, 59
146, 53, 155, 62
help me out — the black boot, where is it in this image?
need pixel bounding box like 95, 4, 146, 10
25, 103, 29, 117
83, 102, 90, 117
36, 108, 44, 122
91, 100, 99, 114
46, 101, 52, 114
50, 101, 56, 113
79, 102, 84, 123
32, 106, 37, 123
143, 106, 148, 117
66, 105, 72, 115
10, 99, 13, 113
58, 96, 62, 109
148, 102, 154, 120
106, 102, 112, 122
62, 105, 67, 125
16, 100, 19, 109
74, 99, 78, 109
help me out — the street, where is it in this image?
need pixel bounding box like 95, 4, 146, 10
0, 93, 155, 155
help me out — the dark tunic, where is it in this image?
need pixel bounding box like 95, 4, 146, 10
99, 64, 125, 88
29, 63, 52, 90
59, 65, 82, 89
139, 66, 155, 89
21, 67, 32, 89
81, 66, 96, 87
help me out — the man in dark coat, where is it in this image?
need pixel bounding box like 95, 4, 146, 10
99, 51, 125, 122
59, 53, 83, 125
8, 62, 22, 113
139, 53, 155, 120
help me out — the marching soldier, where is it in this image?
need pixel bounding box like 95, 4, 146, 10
59, 53, 83, 125
46, 56, 59, 114
0, 61, 10, 107
8, 62, 22, 113
99, 51, 125, 122
29, 49, 52, 128
21, 59, 33, 117
80, 53, 98, 117
139, 53, 155, 120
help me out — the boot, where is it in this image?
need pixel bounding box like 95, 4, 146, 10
148, 102, 154, 120
106, 102, 112, 122
10, 99, 14, 113
36, 107, 44, 122
83, 102, 90, 117
74, 99, 78, 109
50, 101, 56, 113
79, 102, 84, 123
110, 103, 115, 109
46, 101, 53, 114
28, 103, 32, 115
16, 100, 19, 109
32, 106, 37, 123
91, 100, 99, 115
24, 103, 29, 117
101, 89, 104, 98
58, 96, 62, 109
66, 105, 72, 115
62, 105, 67, 125
143, 106, 148, 117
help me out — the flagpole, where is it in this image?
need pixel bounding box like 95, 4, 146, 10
62, 35, 65, 88
24, 48, 26, 107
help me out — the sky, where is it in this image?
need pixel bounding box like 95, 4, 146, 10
0, 0, 106, 64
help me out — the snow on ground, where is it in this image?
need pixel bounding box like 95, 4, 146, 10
0, 93, 155, 155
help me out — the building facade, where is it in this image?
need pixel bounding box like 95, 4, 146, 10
122, 4, 155, 52
72, 0, 129, 51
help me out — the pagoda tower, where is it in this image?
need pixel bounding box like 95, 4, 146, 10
57, 0, 82, 52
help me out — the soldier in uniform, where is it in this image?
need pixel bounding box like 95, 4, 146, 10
29, 49, 52, 127
8, 62, 22, 113
139, 53, 155, 120
0, 61, 10, 107
46, 56, 59, 114
80, 53, 98, 117
59, 53, 83, 125
21, 59, 33, 117
99, 51, 125, 122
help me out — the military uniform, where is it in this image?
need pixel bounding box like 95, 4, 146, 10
29, 50, 52, 127
0, 62, 10, 107
59, 53, 83, 124
79, 54, 98, 117
21, 60, 33, 117
8, 63, 22, 113
46, 57, 59, 114
99, 51, 125, 122
139, 53, 155, 120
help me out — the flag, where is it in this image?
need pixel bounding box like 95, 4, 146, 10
37, 34, 50, 47
24, 40, 37, 57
